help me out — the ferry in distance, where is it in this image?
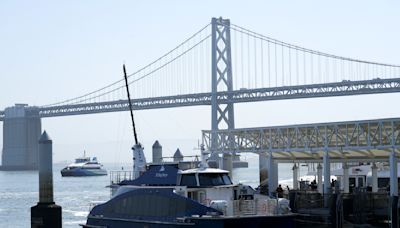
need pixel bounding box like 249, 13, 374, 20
61, 151, 107, 177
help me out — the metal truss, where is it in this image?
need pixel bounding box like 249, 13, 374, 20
37, 93, 212, 118
1, 78, 400, 121
202, 118, 400, 162
224, 77, 400, 103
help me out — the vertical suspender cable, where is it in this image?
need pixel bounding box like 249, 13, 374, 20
268, 41, 271, 87
248, 34, 251, 88
281, 45, 285, 86
310, 53, 313, 84
241, 32, 244, 88
234, 30, 238, 90
288, 47, 291, 85
303, 51, 306, 84
275, 42, 278, 86
333, 58, 336, 82
254, 36, 258, 87
261, 39, 264, 87
318, 55, 321, 83
325, 57, 329, 83
296, 49, 299, 85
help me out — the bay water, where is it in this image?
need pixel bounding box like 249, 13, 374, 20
0, 155, 303, 227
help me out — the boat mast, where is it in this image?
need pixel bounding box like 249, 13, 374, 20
123, 64, 146, 179
123, 64, 139, 145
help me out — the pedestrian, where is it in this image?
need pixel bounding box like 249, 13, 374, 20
276, 184, 284, 198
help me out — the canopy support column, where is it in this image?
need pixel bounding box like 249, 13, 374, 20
371, 162, 378, 193
293, 164, 299, 190
389, 148, 398, 228
268, 152, 278, 197
343, 163, 349, 193
317, 163, 323, 194
323, 150, 331, 207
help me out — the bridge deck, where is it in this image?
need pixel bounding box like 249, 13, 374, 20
1, 78, 399, 121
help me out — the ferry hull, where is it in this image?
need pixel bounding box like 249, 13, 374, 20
61, 168, 107, 177
84, 214, 296, 228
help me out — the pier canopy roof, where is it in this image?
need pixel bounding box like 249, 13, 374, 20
202, 118, 400, 162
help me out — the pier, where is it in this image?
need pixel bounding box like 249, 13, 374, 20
203, 118, 400, 226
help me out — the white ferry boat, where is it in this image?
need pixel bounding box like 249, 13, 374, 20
61, 152, 107, 177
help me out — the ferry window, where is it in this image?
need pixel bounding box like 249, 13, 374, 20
222, 174, 233, 185
191, 191, 199, 201
199, 174, 225, 186
199, 191, 206, 204
105, 192, 199, 218
357, 177, 364, 187
349, 178, 356, 187
180, 174, 197, 187
378, 178, 389, 188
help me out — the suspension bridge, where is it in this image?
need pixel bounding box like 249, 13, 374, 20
1, 18, 400, 183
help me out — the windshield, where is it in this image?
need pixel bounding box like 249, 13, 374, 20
180, 174, 197, 187
199, 173, 232, 186
75, 158, 89, 163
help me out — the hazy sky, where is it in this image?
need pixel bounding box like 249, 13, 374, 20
1, 1, 400, 164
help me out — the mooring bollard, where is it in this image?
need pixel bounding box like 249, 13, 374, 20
31, 131, 62, 228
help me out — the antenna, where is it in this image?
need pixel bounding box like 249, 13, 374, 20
123, 64, 139, 145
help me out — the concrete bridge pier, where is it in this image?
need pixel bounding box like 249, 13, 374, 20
1, 104, 41, 170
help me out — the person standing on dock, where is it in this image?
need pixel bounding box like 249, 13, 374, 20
276, 184, 284, 198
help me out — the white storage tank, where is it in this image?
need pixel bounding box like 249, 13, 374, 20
173, 148, 183, 162
152, 140, 162, 163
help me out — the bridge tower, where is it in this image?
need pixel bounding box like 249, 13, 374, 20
210, 17, 235, 172
1, 104, 41, 170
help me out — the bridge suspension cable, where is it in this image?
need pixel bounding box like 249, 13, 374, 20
229, 23, 400, 90
42, 19, 400, 108
43, 23, 212, 107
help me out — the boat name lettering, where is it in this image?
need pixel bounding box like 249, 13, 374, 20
155, 173, 168, 178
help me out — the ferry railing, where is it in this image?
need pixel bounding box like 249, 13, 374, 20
233, 198, 282, 216
109, 170, 134, 185
289, 189, 393, 226
344, 191, 390, 219
233, 200, 257, 215
290, 190, 326, 210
